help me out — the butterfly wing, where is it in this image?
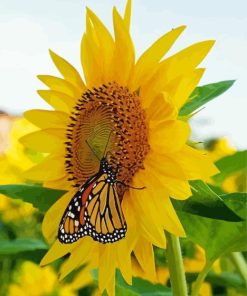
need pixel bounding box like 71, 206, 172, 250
84, 176, 127, 243
58, 174, 99, 243
58, 173, 127, 244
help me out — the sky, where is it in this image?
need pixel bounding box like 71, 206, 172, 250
0, 0, 246, 149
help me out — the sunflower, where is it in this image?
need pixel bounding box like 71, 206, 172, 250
8, 261, 77, 296
20, 0, 218, 294
0, 116, 37, 221
205, 138, 246, 192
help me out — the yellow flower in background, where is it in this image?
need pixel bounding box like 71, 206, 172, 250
184, 245, 221, 296
9, 261, 76, 296
184, 245, 221, 273
133, 244, 218, 296
20, 0, 218, 294
206, 138, 246, 192
6, 117, 38, 170
0, 112, 13, 153
222, 171, 247, 193
0, 115, 37, 221
206, 138, 235, 162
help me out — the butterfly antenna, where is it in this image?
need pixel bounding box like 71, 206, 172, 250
117, 180, 146, 190
103, 130, 113, 158
85, 139, 100, 161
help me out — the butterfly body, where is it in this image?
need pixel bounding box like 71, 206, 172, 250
58, 157, 127, 244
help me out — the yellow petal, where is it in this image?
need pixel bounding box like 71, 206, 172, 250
38, 75, 82, 99
174, 145, 219, 180
135, 167, 183, 214
40, 239, 78, 266
131, 26, 186, 91
149, 120, 190, 153
171, 68, 205, 109
24, 110, 69, 129
145, 92, 178, 122
116, 240, 132, 285
123, 0, 132, 30
130, 187, 167, 248
49, 50, 86, 90
145, 151, 186, 180
98, 244, 117, 293
69, 265, 94, 290
133, 168, 186, 234
24, 154, 65, 181
87, 8, 114, 83
158, 173, 192, 200
59, 237, 95, 280
81, 33, 102, 88
44, 176, 72, 191
134, 236, 156, 282
42, 189, 77, 243
112, 8, 135, 86
164, 40, 215, 78
105, 271, 116, 296
141, 40, 215, 105
121, 195, 138, 251
37, 90, 76, 113
19, 129, 66, 153
158, 197, 185, 237
137, 165, 191, 200
9, 285, 27, 296
81, 12, 104, 88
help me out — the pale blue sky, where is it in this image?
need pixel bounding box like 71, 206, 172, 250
0, 0, 246, 148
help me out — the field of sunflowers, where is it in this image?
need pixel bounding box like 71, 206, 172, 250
0, 1, 246, 295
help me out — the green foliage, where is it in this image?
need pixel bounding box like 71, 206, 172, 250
0, 184, 66, 213
176, 193, 247, 262
2, 181, 242, 225
186, 271, 246, 292
116, 277, 172, 296
213, 150, 247, 185
179, 80, 235, 116
0, 239, 47, 255
172, 180, 242, 221
92, 270, 172, 296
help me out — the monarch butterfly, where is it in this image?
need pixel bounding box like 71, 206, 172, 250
58, 156, 127, 244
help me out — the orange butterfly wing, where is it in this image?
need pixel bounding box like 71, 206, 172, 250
58, 173, 127, 244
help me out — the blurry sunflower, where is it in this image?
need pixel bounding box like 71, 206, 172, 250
0, 115, 37, 221
20, 0, 218, 294
206, 138, 246, 192
9, 261, 76, 296
133, 244, 219, 296
206, 138, 235, 163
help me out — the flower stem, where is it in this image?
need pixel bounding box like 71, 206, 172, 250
165, 231, 188, 296
229, 252, 247, 284
0, 258, 11, 296
191, 261, 213, 296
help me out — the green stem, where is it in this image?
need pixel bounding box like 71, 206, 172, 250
191, 261, 213, 296
0, 258, 11, 296
165, 231, 188, 296
230, 252, 247, 284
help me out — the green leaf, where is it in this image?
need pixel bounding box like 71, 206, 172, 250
179, 80, 235, 116
116, 277, 172, 296
0, 239, 48, 255
213, 150, 247, 185
221, 192, 247, 220
176, 192, 247, 262
186, 272, 246, 291
207, 272, 246, 291
91, 270, 172, 296
172, 180, 242, 222
0, 184, 66, 213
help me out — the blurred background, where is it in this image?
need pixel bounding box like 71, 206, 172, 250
0, 0, 247, 149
